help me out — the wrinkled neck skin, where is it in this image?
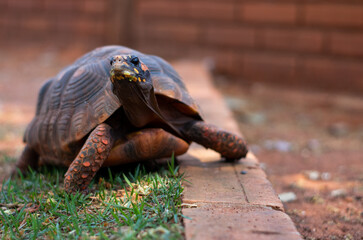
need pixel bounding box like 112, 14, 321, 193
112, 80, 158, 128
111, 79, 183, 138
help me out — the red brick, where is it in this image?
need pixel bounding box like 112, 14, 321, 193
242, 53, 297, 84
139, 22, 200, 44
240, 3, 297, 24
76, 18, 105, 36
304, 4, 363, 27
83, 0, 109, 15
181, 161, 248, 204
0, 1, 8, 11
206, 50, 244, 76
0, 14, 12, 27
235, 164, 283, 210
184, 1, 234, 21
261, 28, 323, 53
330, 32, 363, 57
205, 26, 255, 48
137, 1, 181, 18
0, 14, 19, 29
44, 0, 81, 12
302, 57, 363, 93
56, 17, 75, 32
22, 17, 50, 31
138, 0, 234, 21
7, 0, 34, 9
183, 203, 302, 240
137, 42, 192, 59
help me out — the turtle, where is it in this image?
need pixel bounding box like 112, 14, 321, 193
13, 45, 248, 194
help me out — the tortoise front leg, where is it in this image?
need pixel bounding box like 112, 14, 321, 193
182, 121, 248, 160
64, 123, 114, 194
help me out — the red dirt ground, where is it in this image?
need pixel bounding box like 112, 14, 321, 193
215, 77, 363, 240
0, 44, 362, 239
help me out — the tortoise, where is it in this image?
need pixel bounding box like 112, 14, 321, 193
13, 45, 248, 193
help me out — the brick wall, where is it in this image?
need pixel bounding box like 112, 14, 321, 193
0, 0, 131, 45
0, 0, 101, 43
1, 0, 363, 94
135, 0, 363, 94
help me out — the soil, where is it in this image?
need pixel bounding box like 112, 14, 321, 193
215, 76, 363, 240
0, 44, 362, 239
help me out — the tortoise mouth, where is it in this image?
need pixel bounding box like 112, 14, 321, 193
110, 65, 137, 82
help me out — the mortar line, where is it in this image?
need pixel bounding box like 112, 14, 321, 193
233, 162, 249, 203
182, 199, 284, 211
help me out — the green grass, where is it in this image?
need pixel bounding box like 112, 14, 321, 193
0, 156, 186, 239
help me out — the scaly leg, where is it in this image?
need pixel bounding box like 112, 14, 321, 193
64, 123, 114, 194
182, 121, 248, 160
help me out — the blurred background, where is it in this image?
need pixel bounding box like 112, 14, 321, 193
0, 0, 362, 239
1, 0, 363, 93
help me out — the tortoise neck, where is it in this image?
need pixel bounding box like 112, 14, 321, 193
112, 84, 159, 128
112, 80, 183, 137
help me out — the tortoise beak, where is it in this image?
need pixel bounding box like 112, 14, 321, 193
110, 64, 136, 81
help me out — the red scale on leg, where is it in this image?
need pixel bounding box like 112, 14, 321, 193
184, 121, 248, 160
203, 131, 209, 137
83, 161, 91, 167
96, 131, 104, 136
97, 146, 105, 153
64, 123, 114, 194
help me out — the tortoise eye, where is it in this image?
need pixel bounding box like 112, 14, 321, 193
130, 56, 139, 65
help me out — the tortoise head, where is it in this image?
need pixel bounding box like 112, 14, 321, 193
109, 54, 161, 127
110, 55, 151, 85
109, 54, 154, 103
109, 54, 183, 136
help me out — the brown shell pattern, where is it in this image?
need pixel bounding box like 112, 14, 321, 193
25, 46, 200, 164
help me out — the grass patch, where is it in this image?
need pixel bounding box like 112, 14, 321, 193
0, 158, 185, 239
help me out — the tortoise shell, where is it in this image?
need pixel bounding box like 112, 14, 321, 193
25, 45, 201, 164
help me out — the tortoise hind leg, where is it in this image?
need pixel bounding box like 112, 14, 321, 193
64, 123, 114, 194
12, 145, 39, 176
182, 121, 248, 160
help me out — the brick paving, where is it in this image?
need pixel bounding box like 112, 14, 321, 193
173, 61, 302, 240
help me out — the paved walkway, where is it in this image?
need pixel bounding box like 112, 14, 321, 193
173, 61, 302, 240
